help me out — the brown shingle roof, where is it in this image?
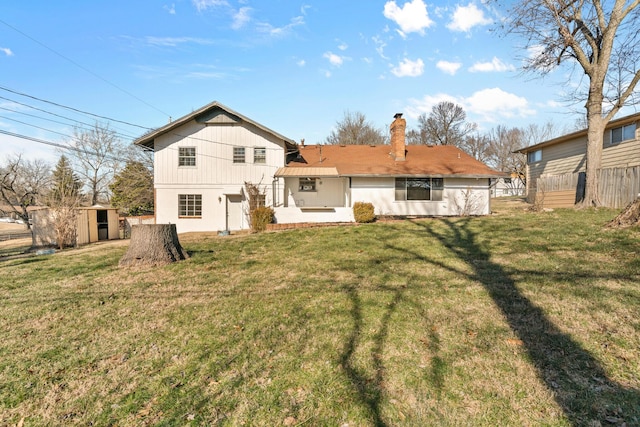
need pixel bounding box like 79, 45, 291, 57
276, 144, 502, 178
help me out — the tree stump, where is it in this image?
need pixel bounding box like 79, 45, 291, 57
606, 198, 640, 228
119, 224, 189, 267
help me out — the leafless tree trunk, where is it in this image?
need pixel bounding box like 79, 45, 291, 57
119, 224, 188, 267
0, 154, 50, 229
502, 0, 640, 207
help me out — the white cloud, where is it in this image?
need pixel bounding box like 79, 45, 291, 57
469, 57, 515, 72
447, 3, 492, 32
324, 52, 344, 67
465, 88, 535, 120
164, 4, 176, 14
337, 41, 348, 51
406, 88, 534, 122
1, 47, 14, 57
256, 16, 304, 37
391, 58, 424, 77
231, 7, 252, 29
383, 0, 434, 36
143, 36, 216, 47
436, 60, 462, 75
372, 36, 388, 60
297, 59, 306, 67
192, 0, 227, 12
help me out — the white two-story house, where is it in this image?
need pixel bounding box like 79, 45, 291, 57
133, 101, 296, 233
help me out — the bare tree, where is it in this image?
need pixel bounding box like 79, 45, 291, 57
325, 111, 388, 145
487, 126, 527, 186
47, 156, 83, 249
423, 101, 476, 147
406, 114, 429, 145
502, 0, 640, 206
461, 133, 491, 163
0, 154, 50, 229
65, 122, 124, 205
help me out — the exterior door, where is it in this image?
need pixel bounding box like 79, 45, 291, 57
226, 195, 243, 231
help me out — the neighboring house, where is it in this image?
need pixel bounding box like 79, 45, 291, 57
517, 112, 640, 208
136, 105, 502, 233
491, 174, 525, 198
32, 205, 119, 247
273, 114, 503, 223
133, 101, 297, 233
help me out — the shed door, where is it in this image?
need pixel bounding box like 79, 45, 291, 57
226, 195, 243, 231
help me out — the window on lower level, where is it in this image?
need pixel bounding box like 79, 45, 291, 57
299, 178, 317, 192
527, 149, 542, 163
179, 147, 196, 166
178, 194, 202, 217
395, 178, 443, 201
233, 147, 245, 163
611, 124, 636, 145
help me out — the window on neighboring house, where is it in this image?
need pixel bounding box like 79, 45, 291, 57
254, 147, 266, 164
504, 178, 512, 184
178, 194, 202, 217
395, 178, 444, 201
233, 147, 245, 163
528, 149, 542, 163
299, 178, 317, 192
610, 124, 636, 145
179, 147, 196, 166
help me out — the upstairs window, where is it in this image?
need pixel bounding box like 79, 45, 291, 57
178, 147, 196, 166
395, 178, 443, 201
254, 147, 266, 164
299, 178, 317, 192
233, 147, 245, 163
611, 124, 636, 145
527, 149, 542, 163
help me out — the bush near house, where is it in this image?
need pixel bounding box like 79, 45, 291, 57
250, 206, 274, 232
353, 201, 375, 223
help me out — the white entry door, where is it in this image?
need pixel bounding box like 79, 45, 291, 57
226, 195, 243, 231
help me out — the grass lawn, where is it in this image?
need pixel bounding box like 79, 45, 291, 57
1, 200, 639, 426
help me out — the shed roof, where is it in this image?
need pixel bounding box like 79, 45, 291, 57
133, 101, 297, 149
275, 144, 503, 178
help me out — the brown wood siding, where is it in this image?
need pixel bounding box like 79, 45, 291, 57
537, 190, 575, 208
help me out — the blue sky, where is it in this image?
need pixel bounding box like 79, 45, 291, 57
0, 0, 593, 162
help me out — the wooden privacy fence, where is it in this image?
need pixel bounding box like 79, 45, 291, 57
536, 165, 640, 209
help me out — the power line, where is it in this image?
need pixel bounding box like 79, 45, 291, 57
0, 85, 153, 130
0, 18, 171, 119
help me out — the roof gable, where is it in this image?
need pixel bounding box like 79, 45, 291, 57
133, 101, 296, 149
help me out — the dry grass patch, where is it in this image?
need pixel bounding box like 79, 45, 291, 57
1, 205, 639, 426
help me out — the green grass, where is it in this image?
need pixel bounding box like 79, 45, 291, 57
1, 203, 639, 426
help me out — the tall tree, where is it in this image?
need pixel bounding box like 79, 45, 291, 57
325, 111, 388, 145
0, 154, 50, 229
49, 155, 83, 204
65, 122, 124, 205
406, 114, 429, 145
47, 155, 84, 249
487, 126, 527, 176
109, 160, 154, 216
461, 133, 491, 163
423, 101, 476, 147
502, 0, 640, 206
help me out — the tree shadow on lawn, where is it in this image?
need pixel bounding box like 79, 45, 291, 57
410, 218, 640, 425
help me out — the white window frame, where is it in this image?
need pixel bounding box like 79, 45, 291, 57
178, 147, 196, 167
610, 124, 636, 145
254, 147, 266, 164
233, 147, 246, 164
527, 149, 542, 163
178, 194, 202, 217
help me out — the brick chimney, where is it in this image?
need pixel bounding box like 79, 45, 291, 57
390, 113, 406, 161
